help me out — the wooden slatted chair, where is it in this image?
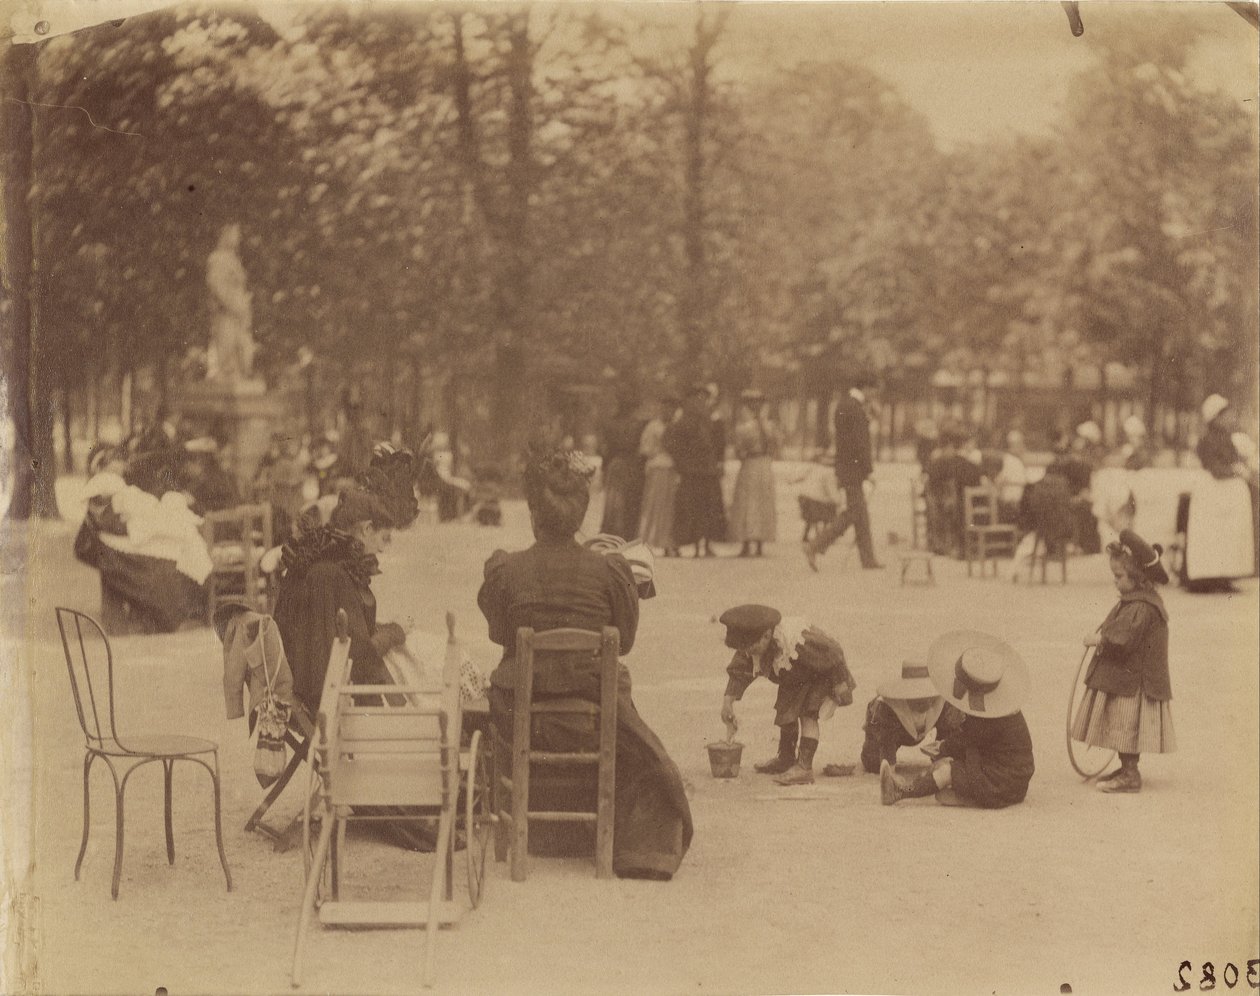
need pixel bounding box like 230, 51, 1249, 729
963, 486, 1017, 578
493, 627, 619, 882
204, 503, 273, 623
290, 610, 462, 988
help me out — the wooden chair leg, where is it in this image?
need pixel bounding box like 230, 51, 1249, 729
291, 816, 333, 989
423, 810, 454, 988
492, 734, 509, 864
510, 749, 529, 883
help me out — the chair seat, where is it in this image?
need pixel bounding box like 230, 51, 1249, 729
92, 734, 219, 758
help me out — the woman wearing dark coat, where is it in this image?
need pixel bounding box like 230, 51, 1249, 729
478, 446, 693, 880
272, 487, 406, 716
663, 387, 725, 557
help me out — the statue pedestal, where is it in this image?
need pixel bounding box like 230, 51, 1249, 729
174, 380, 286, 496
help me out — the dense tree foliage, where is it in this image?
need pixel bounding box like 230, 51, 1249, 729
3, 3, 1255, 514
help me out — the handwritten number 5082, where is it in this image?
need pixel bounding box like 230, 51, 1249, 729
1173, 960, 1259, 991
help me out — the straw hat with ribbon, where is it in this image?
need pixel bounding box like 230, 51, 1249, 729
877, 661, 939, 701
926, 630, 1029, 718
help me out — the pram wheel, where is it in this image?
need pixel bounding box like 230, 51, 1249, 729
1066, 646, 1117, 779
465, 729, 493, 907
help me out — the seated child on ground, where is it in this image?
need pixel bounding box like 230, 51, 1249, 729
853, 661, 965, 775
880, 630, 1034, 808
718, 604, 857, 786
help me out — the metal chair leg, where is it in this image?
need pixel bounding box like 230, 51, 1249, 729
111, 763, 130, 901
210, 754, 232, 892
164, 760, 175, 865
75, 753, 94, 881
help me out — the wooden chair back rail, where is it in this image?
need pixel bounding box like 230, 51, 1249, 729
502, 626, 619, 881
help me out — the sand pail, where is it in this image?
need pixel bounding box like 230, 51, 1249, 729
706, 741, 743, 778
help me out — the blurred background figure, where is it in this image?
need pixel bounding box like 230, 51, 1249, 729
913, 415, 940, 472
598, 385, 647, 541
638, 394, 680, 557
1044, 422, 1101, 554
994, 430, 1029, 525
418, 430, 471, 523
828, 378, 882, 569
664, 385, 726, 558
1118, 415, 1153, 471
924, 423, 982, 557
728, 389, 780, 558
254, 432, 307, 542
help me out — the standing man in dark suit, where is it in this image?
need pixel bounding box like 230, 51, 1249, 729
804, 378, 883, 570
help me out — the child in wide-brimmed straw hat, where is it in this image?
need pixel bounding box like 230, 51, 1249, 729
880, 630, 1035, 808
1070, 528, 1175, 793
849, 660, 965, 775
718, 604, 858, 785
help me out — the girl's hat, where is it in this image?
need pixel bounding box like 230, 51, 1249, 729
1107, 528, 1169, 585
878, 661, 939, 701
1201, 393, 1229, 425
927, 630, 1028, 718
719, 604, 781, 650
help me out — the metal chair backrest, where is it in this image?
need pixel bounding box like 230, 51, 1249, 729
55, 607, 122, 750
314, 610, 459, 811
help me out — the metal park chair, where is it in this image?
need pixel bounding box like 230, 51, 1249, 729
54, 607, 232, 899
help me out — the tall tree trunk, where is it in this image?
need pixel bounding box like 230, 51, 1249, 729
678, 11, 726, 376
451, 11, 535, 463
61, 380, 74, 473
2, 42, 59, 520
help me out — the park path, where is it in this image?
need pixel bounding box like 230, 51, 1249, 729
3, 467, 1257, 995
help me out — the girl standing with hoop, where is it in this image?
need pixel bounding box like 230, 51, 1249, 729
1071, 529, 1176, 793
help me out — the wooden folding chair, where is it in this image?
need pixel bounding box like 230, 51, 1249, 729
492, 627, 618, 883
243, 703, 314, 851
290, 610, 488, 989
963, 486, 1017, 577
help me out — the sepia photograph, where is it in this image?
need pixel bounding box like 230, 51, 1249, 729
1, 0, 1257, 992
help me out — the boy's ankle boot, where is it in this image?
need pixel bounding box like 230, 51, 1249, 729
756, 725, 798, 774
880, 760, 938, 805
775, 737, 819, 785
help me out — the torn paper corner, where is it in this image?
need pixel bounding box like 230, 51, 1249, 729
7, 0, 180, 45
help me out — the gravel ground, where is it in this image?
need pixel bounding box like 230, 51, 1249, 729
3, 467, 1257, 995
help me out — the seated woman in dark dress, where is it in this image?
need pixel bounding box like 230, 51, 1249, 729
477, 446, 693, 880
272, 486, 406, 716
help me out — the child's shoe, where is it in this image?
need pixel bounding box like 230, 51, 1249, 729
753, 753, 797, 775
773, 763, 815, 785
1098, 767, 1141, 793
880, 760, 938, 805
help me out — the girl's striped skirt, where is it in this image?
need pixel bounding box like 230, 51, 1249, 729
1071, 689, 1176, 754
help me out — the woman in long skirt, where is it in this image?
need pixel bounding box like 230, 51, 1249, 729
638, 396, 680, 555
728, 390, 779, 557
